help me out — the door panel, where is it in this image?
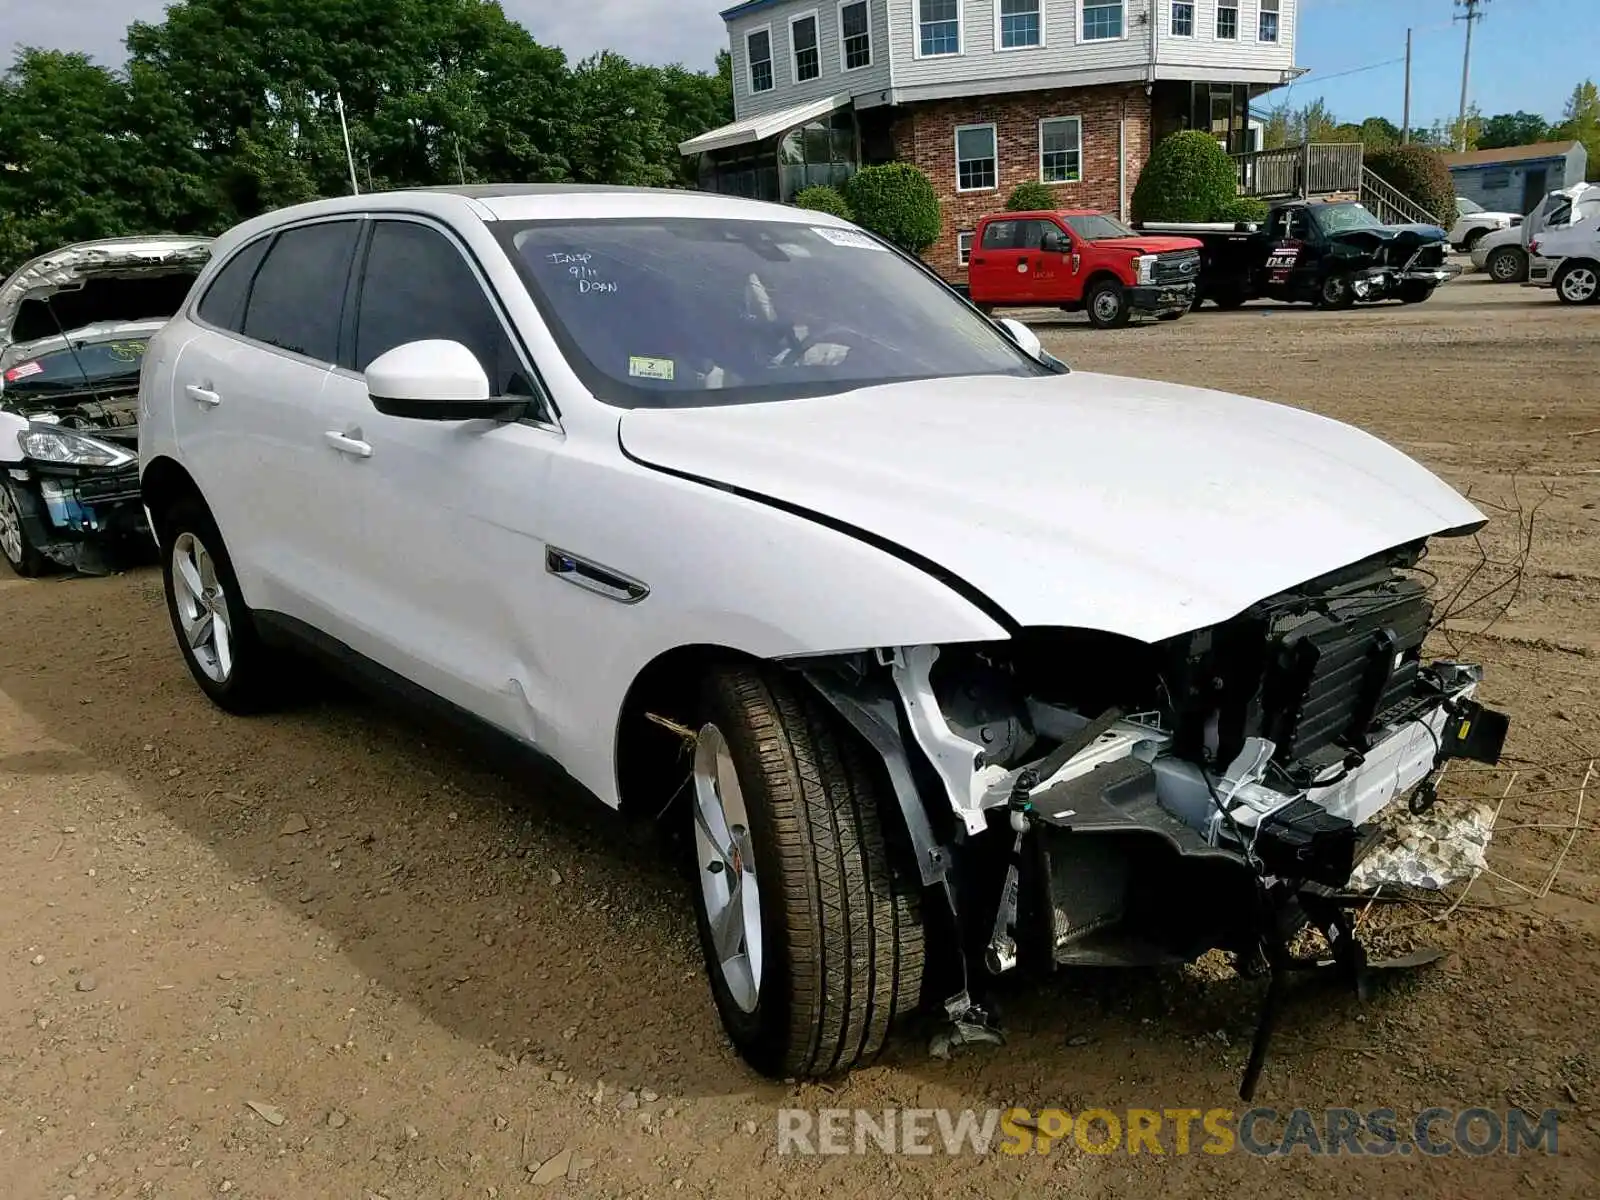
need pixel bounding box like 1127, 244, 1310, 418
971, 219, 1033, 303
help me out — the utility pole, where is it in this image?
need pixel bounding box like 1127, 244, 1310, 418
1402, 28, 1413, 144
1454, 0, 1489, 152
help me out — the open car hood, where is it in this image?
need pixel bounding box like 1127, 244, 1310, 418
619, 373, 1485, 644
0, 236, 213, 348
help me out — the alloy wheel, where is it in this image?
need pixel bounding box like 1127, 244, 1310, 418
1489, 250, 1524, 282
0, 486, 23, 565
1559, 266, 1598, 304
171, 531, 235, 683
691, 722, 764, 1015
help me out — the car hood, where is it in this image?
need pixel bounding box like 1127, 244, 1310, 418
0, 236, 212, 348
619, 373, 1485, 644
1090, 235, 1204, 255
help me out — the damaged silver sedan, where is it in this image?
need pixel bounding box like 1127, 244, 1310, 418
0, 235, 212, 575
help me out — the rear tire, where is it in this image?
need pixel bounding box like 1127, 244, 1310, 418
688, 665, 924, 1078
158, 498, 285, 713
1486, 246, 1528, 283
0, 482, 48, 577
1555, 261, 1600, 305
1086, 279, 1131, 329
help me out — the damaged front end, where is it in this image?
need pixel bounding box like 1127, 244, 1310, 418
798, 539, 1509, 1094
0, 236, 212, 575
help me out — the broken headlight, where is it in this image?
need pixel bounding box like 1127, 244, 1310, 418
18, 424, 134, 469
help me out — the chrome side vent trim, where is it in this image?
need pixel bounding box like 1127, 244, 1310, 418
545, 547, 649, 604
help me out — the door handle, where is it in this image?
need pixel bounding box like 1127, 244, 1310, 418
324, 430, 373, 458
185, 384, 221, 408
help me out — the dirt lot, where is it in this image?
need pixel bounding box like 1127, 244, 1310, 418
3, 274, 1599, 1199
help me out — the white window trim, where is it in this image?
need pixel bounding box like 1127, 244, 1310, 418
1077, 0, 1128, 45
1216, 1, 1240, 41
1258, 0, 1280, 43
746, 24, 774, 94
1038, 115, 1083, 185
789, 9, 822, 85
837, 0, 872, 72
957, 230, 974, 268
993, 0, 1046, 52
1169, 0, 1195, 38
954, 121, 998, 194
914, 0, 964, 59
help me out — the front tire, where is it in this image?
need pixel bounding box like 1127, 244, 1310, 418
689, 665, 924, 1078
1462, 228, 1488, 252
1318, 272, 1357, 310
1555, 261, 1600, 305
0, 482, 48, 577
1486, 246, 1528, 283
1086, 279, 1131, 329
158, 499, 283, 713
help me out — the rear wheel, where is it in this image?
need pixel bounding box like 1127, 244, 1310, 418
1555, 261, 1600, 305
1085, 279, 1131, 329
1318, 272, 1357, 310
158, 499, 285, 713
0, 482, 47, 577
689, 665, 924, 1078
1486, 246, 1527, 283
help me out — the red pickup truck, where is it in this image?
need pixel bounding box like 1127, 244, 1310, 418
966, 210, 1204, 328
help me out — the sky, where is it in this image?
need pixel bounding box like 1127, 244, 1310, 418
0, 0, 1595, 130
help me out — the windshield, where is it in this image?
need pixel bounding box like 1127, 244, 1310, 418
1062, 214, 1137, 240
1311, 203, 1387, 235
1456, 197, 1484, 215
497, 218, 1049, 408
0, 336, 148, 397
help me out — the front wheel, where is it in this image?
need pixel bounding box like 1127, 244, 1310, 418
1462, 228, 1488, 253
688, 665, 924, 1078
1317, 273, 1357, 310
1555, 261, 1600, 305
1086, 279, 1131, 328
0, 482, 48, 577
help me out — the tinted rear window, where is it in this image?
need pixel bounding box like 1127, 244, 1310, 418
197, 237, 270, 332
242, 221, 359, 362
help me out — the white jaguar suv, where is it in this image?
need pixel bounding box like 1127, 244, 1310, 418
138, 184, 1508, 1087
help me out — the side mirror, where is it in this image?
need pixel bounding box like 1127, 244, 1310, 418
996, 316, 1044, 362
365, 339, 523, 421
1041, 230, 1068, 254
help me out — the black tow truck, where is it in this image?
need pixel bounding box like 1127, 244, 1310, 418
1140, 198, 1459, 311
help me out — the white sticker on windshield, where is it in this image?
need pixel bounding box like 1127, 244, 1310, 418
811, 227, 888, 251
628, 355, 676, 381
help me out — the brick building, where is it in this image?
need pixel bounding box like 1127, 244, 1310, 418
680, 0, 1305, 281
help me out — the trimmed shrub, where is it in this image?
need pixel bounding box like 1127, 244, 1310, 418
1131, 131, 1240, 224
1364, 144, 1456, 226
793, 185, 853, 221
1215, 196, 1270, 225
845, 163, 942, 255
1006, 181, 1057, 211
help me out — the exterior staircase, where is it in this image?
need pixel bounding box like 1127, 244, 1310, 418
1232, 143, 1444, 228
1358, 168, 1442, 228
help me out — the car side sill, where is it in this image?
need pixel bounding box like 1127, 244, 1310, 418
252, 610, 597, 806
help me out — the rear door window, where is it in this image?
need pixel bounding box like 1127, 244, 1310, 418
353, 219, 531, 397
241, 221, 360, 363
196, 237, 270, 332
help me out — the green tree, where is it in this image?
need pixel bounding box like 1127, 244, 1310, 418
1297, 99, 1340, 143
1365, 144, 1456, 225
793, 185, 852, 220
564, 51, 677, 188
1260, 103, 1294, 150
1554, 80, 1600, 174
1131, 130, 1239, 223
1478, 111, 1551, 150
845, 163, 941, 254
1005, 181, 1056, 211
1358, 117, 1401, 149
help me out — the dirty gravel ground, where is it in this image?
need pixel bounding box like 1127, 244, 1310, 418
3, 274, 1599, 1199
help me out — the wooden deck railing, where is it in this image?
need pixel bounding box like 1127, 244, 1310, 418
1233, 143, 1366, 199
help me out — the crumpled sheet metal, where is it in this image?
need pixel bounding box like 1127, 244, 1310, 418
1348, 802, 1498, 891
0, 236, 214, 341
